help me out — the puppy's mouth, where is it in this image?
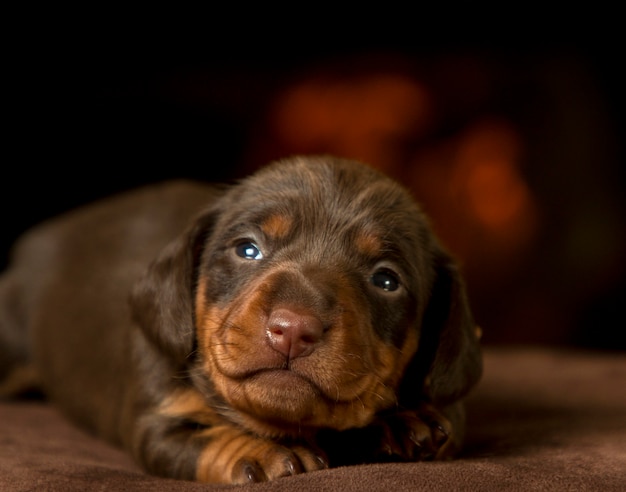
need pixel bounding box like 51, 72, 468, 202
236, 360, 329, 402
222, 367, 324, 427
247, 366, 321, 390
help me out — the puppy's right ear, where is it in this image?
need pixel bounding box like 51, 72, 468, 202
130, 204, 221, 365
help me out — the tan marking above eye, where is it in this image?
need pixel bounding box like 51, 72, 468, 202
354, 230, 383, 257
261, 214, 293, 239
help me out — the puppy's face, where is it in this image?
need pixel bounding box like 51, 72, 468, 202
192, 158, 439, 437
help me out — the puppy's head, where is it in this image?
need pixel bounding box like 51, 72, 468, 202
132, 156, 482, 437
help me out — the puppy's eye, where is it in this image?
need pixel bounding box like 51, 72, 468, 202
235, 241, 264, 260
370, 268, 400, 292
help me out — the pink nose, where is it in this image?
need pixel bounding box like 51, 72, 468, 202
266, 308, 324, 360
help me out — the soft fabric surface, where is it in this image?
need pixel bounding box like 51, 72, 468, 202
1, 347, 625, 491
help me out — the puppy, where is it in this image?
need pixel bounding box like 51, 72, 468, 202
0, 156, 482, 484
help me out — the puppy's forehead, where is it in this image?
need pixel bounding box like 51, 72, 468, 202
235, 157, 418, 230
217, 157, 429, 270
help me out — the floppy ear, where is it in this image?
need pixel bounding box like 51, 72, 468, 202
130, 208, 219, 365
403, 248, 483, 406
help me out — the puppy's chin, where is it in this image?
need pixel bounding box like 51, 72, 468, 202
236, 370, 322, 422
216, 369, 389, 438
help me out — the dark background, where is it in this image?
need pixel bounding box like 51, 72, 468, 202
4, 17, 625, 350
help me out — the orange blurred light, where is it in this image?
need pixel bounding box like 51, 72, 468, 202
452, 121, 538, 249
466, 159, 532, 228
270, 73, 431, 173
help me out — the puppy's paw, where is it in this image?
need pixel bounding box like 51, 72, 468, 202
230, 442, 327, 483
377, 403, 453, 461
196, 429, 327, 484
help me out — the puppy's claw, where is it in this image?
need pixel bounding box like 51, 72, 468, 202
278, 454, 302, 477
433, 423, 450, 447
313, 453, 329, 469
233, 458, 266, 483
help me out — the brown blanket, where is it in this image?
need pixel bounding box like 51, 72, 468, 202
1, 347, 625, 491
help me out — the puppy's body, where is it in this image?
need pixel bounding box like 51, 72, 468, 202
0, 156, 481, 483
0, 182, 219, 442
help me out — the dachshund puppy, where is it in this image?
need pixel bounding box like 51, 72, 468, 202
0, 156, 482, 484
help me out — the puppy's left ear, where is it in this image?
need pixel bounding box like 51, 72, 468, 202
406, 249, 483, 405
130, 208, 219, 365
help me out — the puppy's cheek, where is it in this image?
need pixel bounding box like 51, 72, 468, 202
194, 279, 209, 328
317, 284, 419, 419
195, 280, 283, 379
320, 316, 419, 430
195, 303, 253, 389
374, 325, 419, 391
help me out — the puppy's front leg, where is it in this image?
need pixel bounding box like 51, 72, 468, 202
132, 390, 327, 484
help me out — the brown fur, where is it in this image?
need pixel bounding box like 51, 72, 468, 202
0, 156, 482, 484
